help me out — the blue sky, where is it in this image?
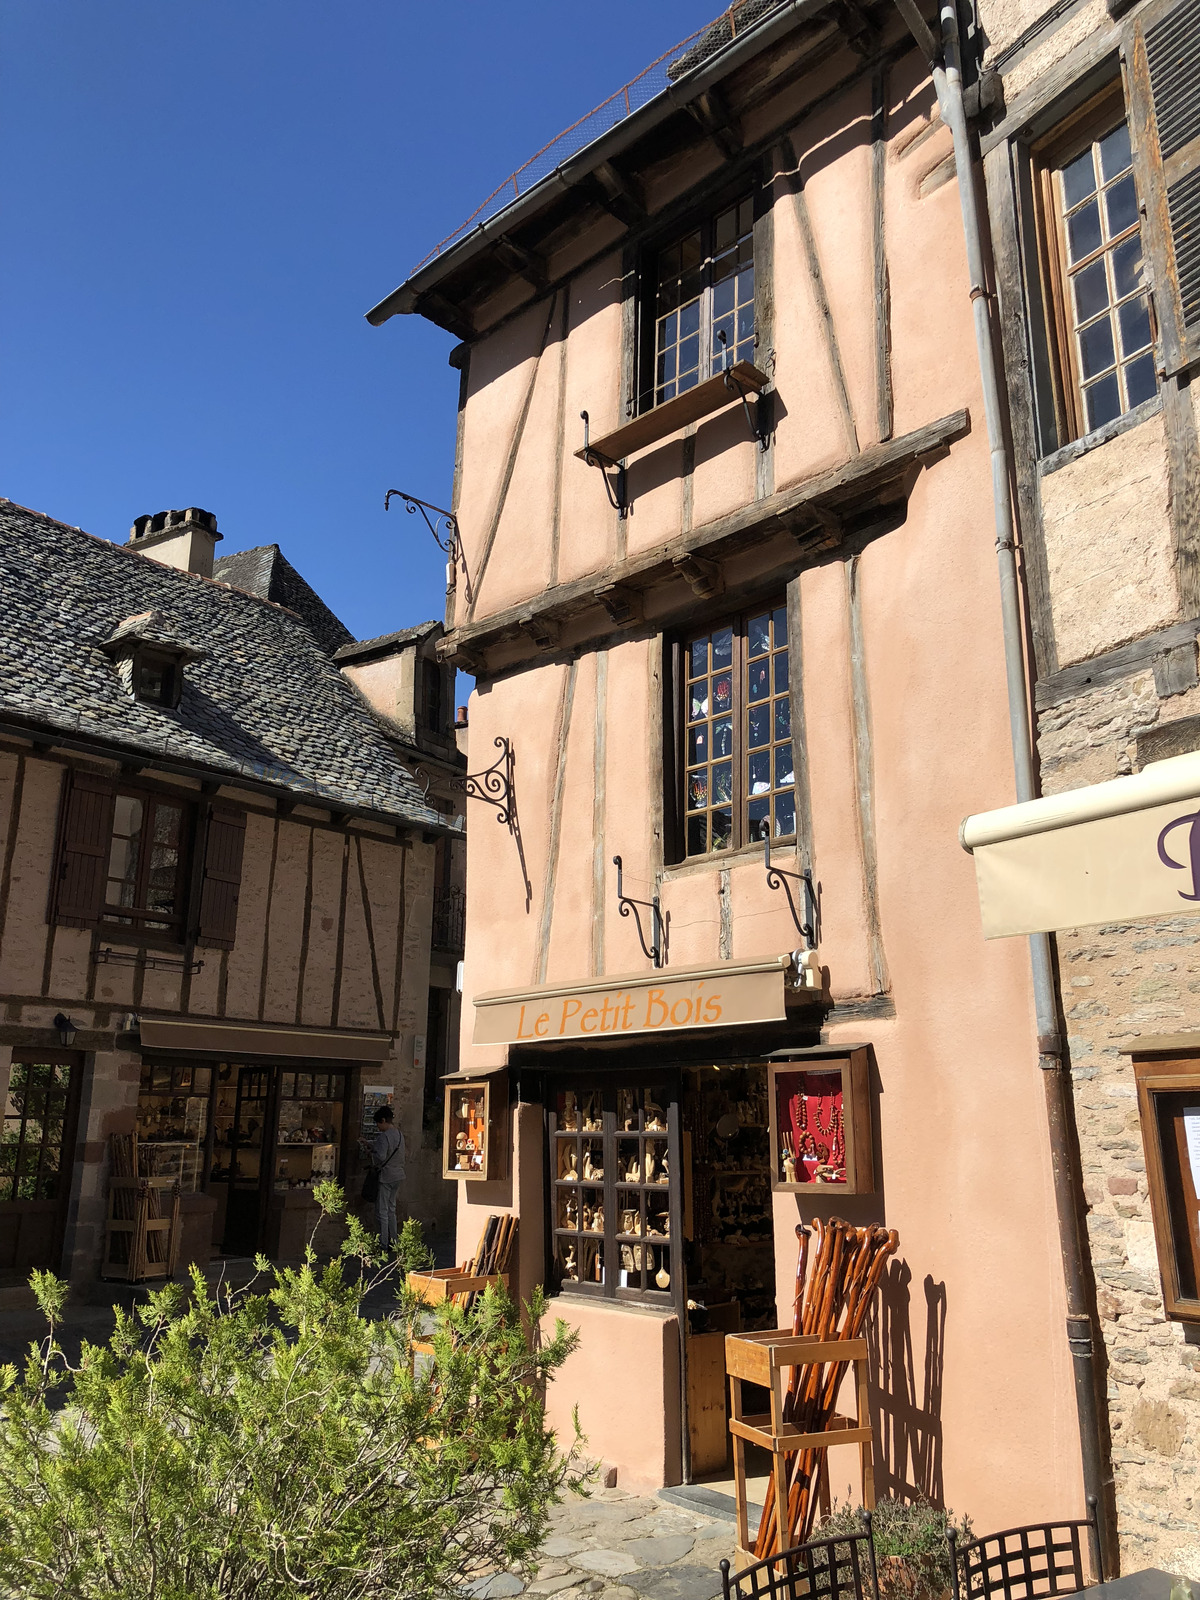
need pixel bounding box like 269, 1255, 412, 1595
1, 0, 714, 684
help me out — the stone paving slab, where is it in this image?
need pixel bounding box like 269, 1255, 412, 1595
471, 1486, 733, 1600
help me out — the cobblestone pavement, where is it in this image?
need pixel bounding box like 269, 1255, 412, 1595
466, 1487, 740, 1600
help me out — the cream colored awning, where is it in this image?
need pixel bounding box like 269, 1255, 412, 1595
472, 954, 796, 1046
139, 1017, 393, 1062
961, 752, 1200, 938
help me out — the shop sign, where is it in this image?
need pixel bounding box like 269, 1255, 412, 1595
472, 955, 793, 1046
961, 754, 1200, 938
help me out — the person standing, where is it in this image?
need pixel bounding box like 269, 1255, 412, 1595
365, 1104, 405, 1250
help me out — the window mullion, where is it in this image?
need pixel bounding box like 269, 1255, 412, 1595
700, 216, 713, 385
604, 1091, 617, 1300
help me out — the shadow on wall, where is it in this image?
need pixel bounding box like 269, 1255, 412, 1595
867, 1258, 947, 1505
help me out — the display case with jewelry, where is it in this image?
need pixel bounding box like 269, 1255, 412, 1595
767, 1050, 874, 1193
441, 1073, 507, 1182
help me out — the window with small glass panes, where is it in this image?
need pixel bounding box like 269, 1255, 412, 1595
1034, 85, 1158, 445
642, 196, 756, 413
548, 1081, 678, 1304
680, 603, 795, 858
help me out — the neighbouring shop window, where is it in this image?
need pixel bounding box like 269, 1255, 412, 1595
1136, 1055, 1200, 1320
1033, 86, 1158, 444
52, 770, 246, 948
549, 1082, 678, 1304
136, 1061, 213, 1192
0, 1060, 74, 1201
681, 604, 795, 857
274, 1070, 345, 1192
643, 196, 756, 412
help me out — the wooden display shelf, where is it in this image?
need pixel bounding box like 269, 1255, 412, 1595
725, 1328, 876, 1559
574, 363, 768, 463
408, 1267, 509, 1304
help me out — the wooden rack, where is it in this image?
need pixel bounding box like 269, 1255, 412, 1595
726, 1328, 876, 1566
102, 1177, 182, 1282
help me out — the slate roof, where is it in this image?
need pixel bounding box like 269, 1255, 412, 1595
0, 500, 444, 829
334, 620, 441, 664
212, 543, 354, 656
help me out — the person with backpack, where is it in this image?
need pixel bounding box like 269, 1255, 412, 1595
361, 1104, 406, 1249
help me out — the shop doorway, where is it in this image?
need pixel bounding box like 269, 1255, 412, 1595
209, 1064, 349, 1257
682, 1063, 777, 1481
0, 1052, 84, 1278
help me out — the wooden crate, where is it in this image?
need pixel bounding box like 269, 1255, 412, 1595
725, 1328, 876, 1558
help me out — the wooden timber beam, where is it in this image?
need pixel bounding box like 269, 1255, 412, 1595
435, 408, 970, 675
685, 88, 744, 160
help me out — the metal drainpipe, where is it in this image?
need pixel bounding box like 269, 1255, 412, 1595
922, 0, 1114, 1565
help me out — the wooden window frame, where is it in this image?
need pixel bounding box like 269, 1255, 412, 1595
102, 785, 194, 942
1134, 1053, 1200, 1322
547, 1074, 682, 1308
673, 600, 796, 863
132, 649, 182, 709
636, 189, 759, 419
1030, 82, 1158, 448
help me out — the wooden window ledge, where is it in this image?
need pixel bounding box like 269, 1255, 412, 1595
576, 362, 768, 464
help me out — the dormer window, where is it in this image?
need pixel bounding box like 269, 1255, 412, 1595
100, 610, 202, 710
134, 650, 181, 708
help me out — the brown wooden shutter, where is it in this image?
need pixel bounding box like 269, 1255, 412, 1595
194, 805, 246, 949
52, 770, 115, 928
1127, 0, 1200, 374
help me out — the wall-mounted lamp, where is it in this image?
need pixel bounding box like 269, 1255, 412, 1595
52, 1013, 78, 1047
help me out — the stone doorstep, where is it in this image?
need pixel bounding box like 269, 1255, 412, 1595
655, 1485, 762, 1536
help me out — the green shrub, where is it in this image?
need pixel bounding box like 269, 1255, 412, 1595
0, 1183, 586, 1599
815, 1496, 973, 1600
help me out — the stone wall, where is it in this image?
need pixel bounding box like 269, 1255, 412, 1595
1037, 669, 1200, 1575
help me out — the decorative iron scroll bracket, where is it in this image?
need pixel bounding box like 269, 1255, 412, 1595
723, 328, 771, 448
384, 490, 472, 602
761, 824, 815, 946
613, 855, 663, 968
451, 736, 515, 830
580, 412, 627, 518
94, 946, 204, 975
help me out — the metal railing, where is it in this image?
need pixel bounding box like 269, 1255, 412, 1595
432, 886, 465, 951
410, 0, 782, 274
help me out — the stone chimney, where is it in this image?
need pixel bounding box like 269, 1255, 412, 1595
128, 508, 223, 579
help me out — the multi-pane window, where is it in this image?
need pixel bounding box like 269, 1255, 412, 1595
1039, 95, 1159, 441
104, 792, 188, 935
0, 1060, 74, 1202
650, 197, 755, 409
550, 1082, 677, 1305
683, 605, 795, 857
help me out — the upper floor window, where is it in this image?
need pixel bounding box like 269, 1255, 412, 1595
421, 658, 445, 734
681, 604, 795, 858
53, 769, 246, 948
647, 197, 756, 411
134, 650, 181, 708
105, 791, 188, 935
1035, 90, 1159, 443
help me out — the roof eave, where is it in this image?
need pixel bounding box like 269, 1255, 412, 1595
366, 0, 829, 329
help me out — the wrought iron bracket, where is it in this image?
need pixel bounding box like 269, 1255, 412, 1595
613, 855, 663, 967
93, 946, 205, 975
385, 490, 472, 601
580, 412, 627, 518
761, 825, 815, 946
452, 736, 516, 831
717, 329, 769, 450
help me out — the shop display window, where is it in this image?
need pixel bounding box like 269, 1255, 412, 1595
135, 1061, 213, 1192
767, 1052, 873, 1194
442, 1076, 504, 1181
550, 1082, 677, 1304
1134, 1055, 1200, 1322
274, 1070, 345, 1193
